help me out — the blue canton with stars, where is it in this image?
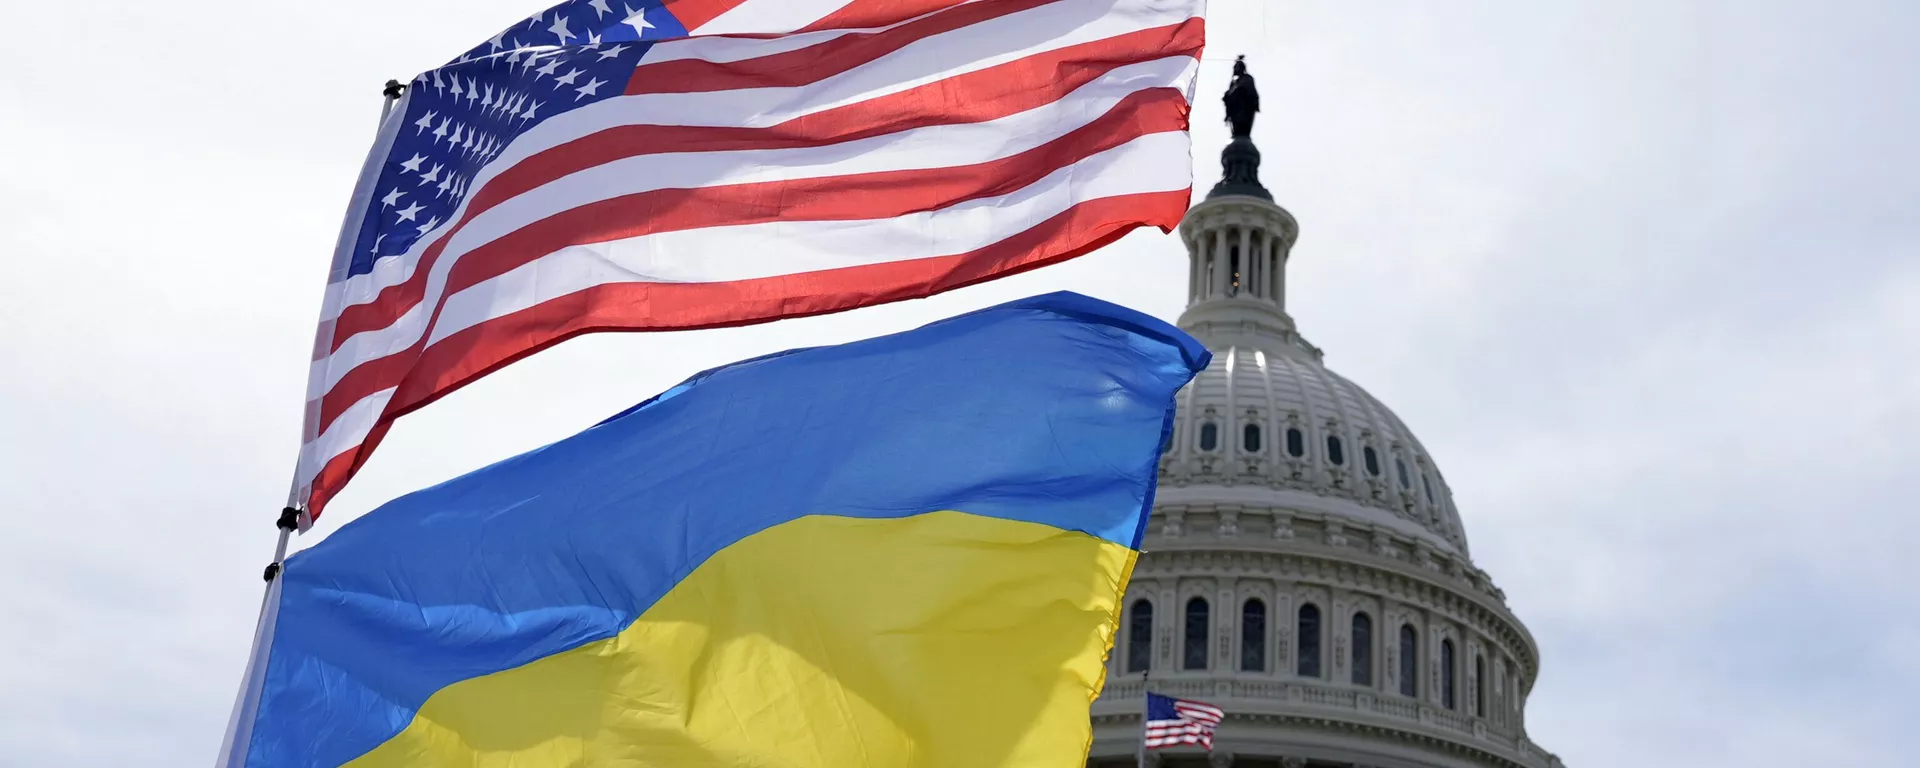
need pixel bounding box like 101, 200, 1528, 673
344, 0, 689, 280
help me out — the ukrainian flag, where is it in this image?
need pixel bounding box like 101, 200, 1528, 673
222, 292, 1209, 768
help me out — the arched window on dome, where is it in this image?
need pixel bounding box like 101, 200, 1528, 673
1296, 603, 1322, 678
1125, 600, 1153, 674
1198, 422, 1219, 452
1285, 427, 1305, 458
1241, 599, 1266, 672
1184, 598, 1210, 670
1441, 638, 1458, 710
1396, 457, 1411, 488
1423, 474, 1436, 503
1326, 435, 1346, 466
1475, 653, 1488, 717
1243, 424, 1262, 453
1398, 625, 1418, 697
1351, 612, 1374, 686
1363, 446, 1381, 477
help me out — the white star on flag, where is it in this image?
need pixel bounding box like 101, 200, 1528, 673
624, 5, 654, 34
549, 15, 575, 44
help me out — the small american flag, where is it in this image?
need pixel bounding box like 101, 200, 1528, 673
1143, 691, 1224, 750
292, 0, 1206, 522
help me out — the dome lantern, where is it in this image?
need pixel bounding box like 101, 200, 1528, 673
1178, 57, 1310, 359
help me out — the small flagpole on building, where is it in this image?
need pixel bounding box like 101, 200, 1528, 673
1137, 670, 1150, 768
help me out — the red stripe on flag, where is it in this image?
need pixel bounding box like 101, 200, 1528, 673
660, 0, 750, 31
325, 20, 1204, 354
795, 0, 974, 33
303, 190, 1188, 518
624, 0, 1055, 96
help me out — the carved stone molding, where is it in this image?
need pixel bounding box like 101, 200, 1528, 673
1092, 704, 1555, 768
1324, 519, 1348, 548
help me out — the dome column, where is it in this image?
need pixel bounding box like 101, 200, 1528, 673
1212, 230, 1231, 298
1244, 224, 1259, 297
1176, 55, 1304, 353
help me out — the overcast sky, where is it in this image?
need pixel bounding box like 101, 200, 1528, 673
4, 1, 1917, 766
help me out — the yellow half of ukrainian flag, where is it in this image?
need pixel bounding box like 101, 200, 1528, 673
227, 292, 1210, 767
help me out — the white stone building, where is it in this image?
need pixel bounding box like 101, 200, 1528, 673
1083, 89, 1567, 768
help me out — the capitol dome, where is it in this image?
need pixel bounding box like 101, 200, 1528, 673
1084, 65, 1564, 768
1166, 334, 1471, 557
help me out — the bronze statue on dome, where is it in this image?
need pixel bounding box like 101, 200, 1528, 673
1224, 55, 1259, 138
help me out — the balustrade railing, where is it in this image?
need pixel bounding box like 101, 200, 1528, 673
1095, 674, 1553, 766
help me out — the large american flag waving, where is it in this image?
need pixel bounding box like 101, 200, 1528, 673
293, 0, 1207, 522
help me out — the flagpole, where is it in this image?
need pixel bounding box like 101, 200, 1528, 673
1137, 670, 1149, 768
216, 78, 408, 768
258, 76, 410, 586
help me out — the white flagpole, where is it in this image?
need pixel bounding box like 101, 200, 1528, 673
216, 79, 409, 767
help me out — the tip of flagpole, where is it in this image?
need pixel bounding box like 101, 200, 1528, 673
383, 79, 406, 99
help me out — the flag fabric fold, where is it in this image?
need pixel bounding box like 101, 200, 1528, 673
293, 0, 1209, 521
226, 291, 1209, 767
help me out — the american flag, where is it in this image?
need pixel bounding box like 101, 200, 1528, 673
291, 0, 1207, 523
1144, 691, 1224, 750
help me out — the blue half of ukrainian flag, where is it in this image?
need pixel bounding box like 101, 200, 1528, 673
227, 292, 1210, 768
